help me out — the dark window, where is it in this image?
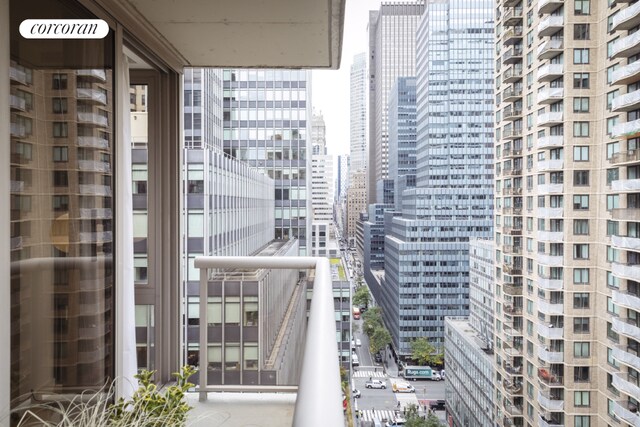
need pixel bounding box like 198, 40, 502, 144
52, 171, 68, 187
52, 73, 67, 90
573, 317, 590, 333
574, 24, 590, 40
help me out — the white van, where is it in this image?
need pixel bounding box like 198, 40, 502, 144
351, 354, 360, 367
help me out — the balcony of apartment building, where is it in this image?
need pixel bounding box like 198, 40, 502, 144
536, 39, 563, 60
502, 0, 522, 7
537, 273, 564, 291
503, 398, 524, 418
538, 413, 564, 427
612, 60, 640, 86
612, 88, 640, 113
503, 126, 523, 139
537, 0, 564, 15
538, 342, 564, 365
537, 230, 564, 243
537, 64, 563, 83
612, 399, 640, 427
502, 358, 524, 379
503, 86, 523, 103
9, 94, 26, 112
612, 233, 640, 253
537, 134, 563, 150
537, 206, 564, 218
503, 46, 524, 65
537, 252, 564, 267
612, 343, 640, 372
613, 118, 640, 139
613, 372, 640, 403
503, 8, 523, 26
502, 27, 523, 45
612, 316, 640, 342
503, 186, 523, 197
77, 69, 107, 82
537, 111, 563, 127
613, 30, 640, 59
612, 261, 640, 282
537, 295, 564, 316
612, 285, 640, 313
537, 182, 563, 195
503, 106, 524, 122
538, 87, 563, 105
502, 377, 523, 397
537, 366, 563, 388
503, 146, 523, 159
613, 1, 640, 31
78, 135, 110, 150
503, 66, 524, 83
504, 281, 523, 296
610, 148, 640, 166
612, 177, 640, 192
538, 389, 564, 412
537, 322, 564, 340
537, 15, 563, 37
538, 158, 563, 172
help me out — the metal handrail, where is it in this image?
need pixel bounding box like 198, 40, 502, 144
194, 256, 343, 427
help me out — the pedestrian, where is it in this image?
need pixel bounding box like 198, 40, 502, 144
369, 376, 372, 381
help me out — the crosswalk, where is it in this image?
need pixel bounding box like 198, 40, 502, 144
359, 409, 398, 423
353, 370, 386, 378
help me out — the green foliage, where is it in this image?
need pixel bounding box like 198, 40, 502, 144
362, 306, 382, 336
404, 404, 444, 427
369, 325, 391, 355
410, 337, 444, 367
353, 286, 371, 308
110, 365, 196, 426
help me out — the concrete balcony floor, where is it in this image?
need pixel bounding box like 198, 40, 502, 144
186, 392, 296, 426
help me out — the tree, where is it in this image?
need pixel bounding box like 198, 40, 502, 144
353, 286, 371, 308
410, 337, 444, 366
404, 405, 444, 427
369, 325, 391, 355
362, 306, 383, 336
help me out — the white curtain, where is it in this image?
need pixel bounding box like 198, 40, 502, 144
115, 53, 137, 400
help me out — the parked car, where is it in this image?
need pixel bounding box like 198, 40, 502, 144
352, 388, 361, 398
355, 338, 362, 347
385, 416, 406, 426
429, 400, 446, 411
365, 379, 386, 389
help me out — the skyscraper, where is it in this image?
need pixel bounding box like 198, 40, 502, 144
494, 1, 640, 426
310, 112, 336, 257
368, 2, 424, 204
222, 69, 312, 255
350, 52, 367, 174
382, 0, 494, 355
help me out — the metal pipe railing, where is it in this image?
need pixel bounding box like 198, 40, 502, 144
193, 256, 344, 427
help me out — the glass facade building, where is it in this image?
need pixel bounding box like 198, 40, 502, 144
382, 0, 495, 355
222, 69, 312, 255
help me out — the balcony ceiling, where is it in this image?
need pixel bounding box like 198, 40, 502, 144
118, 0, 345, 68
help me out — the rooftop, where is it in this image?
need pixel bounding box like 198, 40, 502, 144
186, 392, 296, 426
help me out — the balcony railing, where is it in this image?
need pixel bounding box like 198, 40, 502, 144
10, 94, 26, 111
537, 112, 563, 127
538, 275, 563, 291
613, 372, 640, 400
612, 316, 640, 342
503, 245, 522, 254
611, 207, 640, 220
610, 149, 640, 165
537, 64, 563, 82
9, 65, 28, 85
78, 160, 111, 173
613, 30, 640, 59
502, 361, 523, 376
612, 262, 640, 282
612, 400, 640, 427
613, 289, 640, 313
504, 284, 523, 296
612, 178, 640, 192
537, 0, 564, 14
77, 112, 109, 127
503, 87, 523, 101
538, 346, 564, 364
538, 390, 564, 411
503, 47, 524, 64
537, 323, 563, 339
538, 159, 563, 171
538, 415, 564, 427
504, 305, 523, 315
503, 66, 523, 83
78, 136, 110, 149
538, 298, 564, 315
503, 128, 523, 139
612, 0, 640, 31
502, 28, 523, 44
193, 256, 344, 427
537, 231, 564, 242
611, 344, 640, 372
537, 183, 563, 194
537, 253, 563, 267
537, 207, 563, 218
612, 234, 640, 252
538, 87, 564, 104
613, 89, 640, 112
612, 60, 640, 86
536, 39, 563, 59
77, 88, 108, 104
613, 118, 640, 139
503, 8, 523, 26
77, 69, 107, 81
537, 135, 563, 149
538, 16, 563, 37
537, 368, 563, 387
502, 187, 523, 196
10, 122, 26, 138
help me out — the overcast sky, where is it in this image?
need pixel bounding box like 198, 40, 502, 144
312, 0, 383, 156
